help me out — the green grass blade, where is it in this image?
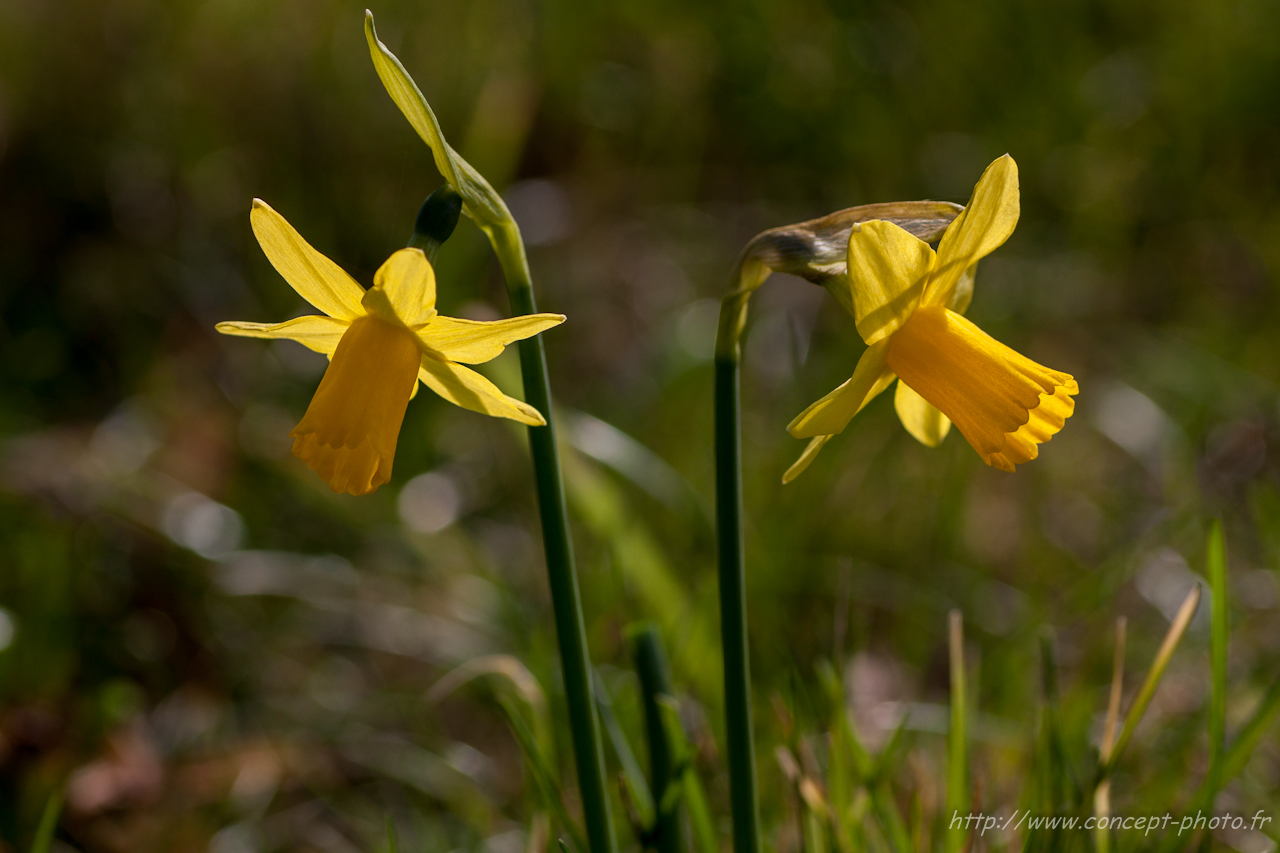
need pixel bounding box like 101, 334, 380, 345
1222, 678, 1280, 781
816, 661, 872, 782
386, 815, 400, 853
871, 781, 911, 853
1094, 618, 1126, 853
946, 610, 968, 853
594, 670, 657, 830
815, 659, 855, 853
1158, 679, 1280, 853
1207, 519, 1228, 798
1102, 585, 1201, 778
1039, 630, 1080, 810
803, 808, 829, 853
657, 697, 719, 853
498, 695, 587, 853
867, 719, 911, 853
29, 790, 62, 853
630, 623, 683, 853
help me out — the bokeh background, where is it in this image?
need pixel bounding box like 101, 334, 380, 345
2, 0, 1279, 849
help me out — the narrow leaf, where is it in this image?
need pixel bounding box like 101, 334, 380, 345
946, 610, 967, 853
594, 670, 656, 829
29, 790, 62, 853
497, 695, 586, 853
1103, 585, 1201, 777
657, 697, 719, 853
1207, 519, 1228, 798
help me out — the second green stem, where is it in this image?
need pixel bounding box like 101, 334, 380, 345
714, 356, 761, 853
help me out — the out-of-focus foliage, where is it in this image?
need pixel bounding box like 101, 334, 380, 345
1, 0, 1279, 850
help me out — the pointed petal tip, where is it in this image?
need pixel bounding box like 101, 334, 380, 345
515, 401, 547, 426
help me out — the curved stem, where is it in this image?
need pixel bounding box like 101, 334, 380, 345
714, 258, 764, 853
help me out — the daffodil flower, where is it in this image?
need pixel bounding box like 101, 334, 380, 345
785, 155, 1077, 481
217, 200, 565, 496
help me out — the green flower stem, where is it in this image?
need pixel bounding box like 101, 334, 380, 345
714, 254, 766, 853
713, 354, 760, 853
362, 18, 615, 851
491, 221, 616, 853
706, 202, 962, 853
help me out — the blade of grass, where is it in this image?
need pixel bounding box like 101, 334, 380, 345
1101, 585, 1201, 779
28, 790, 62, 853
1157, 680, 1280, 853
1222, 678, 1280, 781
386, 815, 400, 853
594, 670, 656, 831
1094, 617, 1126, 853
867, 719, 911, 853
804, 806, 830, 853
497, 695, 588, 853
946, 610, 967, 853
815, 660, 855, 853
870, 782, 911, 853
816, 662, 872, 782
657, 697, 719, 853
428, 654, 552, 752
1156, 525, 1235, 853
528, 814, 551, 853
1206, 519, 1228, 800
1041, 630, 1080, 809
631, 624, 683, 853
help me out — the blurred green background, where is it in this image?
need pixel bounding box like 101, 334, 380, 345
2, 0, 1279, 849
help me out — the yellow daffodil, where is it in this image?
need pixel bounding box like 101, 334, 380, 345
217, 200, 565, 496
785, 155, 1077, 482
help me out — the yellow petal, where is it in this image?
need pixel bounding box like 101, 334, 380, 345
291, 315, 422, 496
885, 305, 1077, 471
787, 339, 895, 438
366, 248, 436, 327
948, 264, 977, 315
844, 220, 936, 345
782, 435, 832, 484
417, 355, 546, 426
894, 379, 952, 447
418, 314, 566, 364
250, 199, 366, 320
926, 155, 1019, 308
988, 380, 1078, 470
216, 315, 350, 355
